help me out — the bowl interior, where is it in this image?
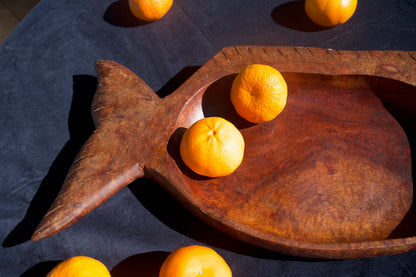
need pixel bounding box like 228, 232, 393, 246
165, 72, 415, 248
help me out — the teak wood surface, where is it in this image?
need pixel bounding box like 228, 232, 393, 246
32, 46, 416, 259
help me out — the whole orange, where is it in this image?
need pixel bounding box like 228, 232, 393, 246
159, 245, 232, 277
230, 64, 287, 123
305, 0, 357, 27
47, 256, 111, 277
128, 0, 173, 22
180, 117, 245, 178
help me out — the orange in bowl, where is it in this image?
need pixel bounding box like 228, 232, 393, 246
180, 117, 245, 178
230, 64, 288, 123
159, 245, 232, 277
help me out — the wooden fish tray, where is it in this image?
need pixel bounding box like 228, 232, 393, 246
32, 46, 416, 259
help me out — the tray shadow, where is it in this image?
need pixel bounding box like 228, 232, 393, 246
369, 76, 416, 239
2, 75, 97, 247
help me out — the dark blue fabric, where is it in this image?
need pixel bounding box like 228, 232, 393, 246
1, 0, 416, 276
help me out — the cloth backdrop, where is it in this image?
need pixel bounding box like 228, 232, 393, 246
1, 0, 416, 276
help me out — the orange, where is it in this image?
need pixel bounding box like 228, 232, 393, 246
47, 256, 111, 277
305, 0, 357, 27
159, 245, 232, 277
128, 0, 173, 22
180, 117, 244, 178
230, 64, 287, 123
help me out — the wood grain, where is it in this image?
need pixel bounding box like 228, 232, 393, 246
32, 46, 416, 259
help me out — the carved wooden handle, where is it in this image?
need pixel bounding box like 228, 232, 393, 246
32, 61, 154, 241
